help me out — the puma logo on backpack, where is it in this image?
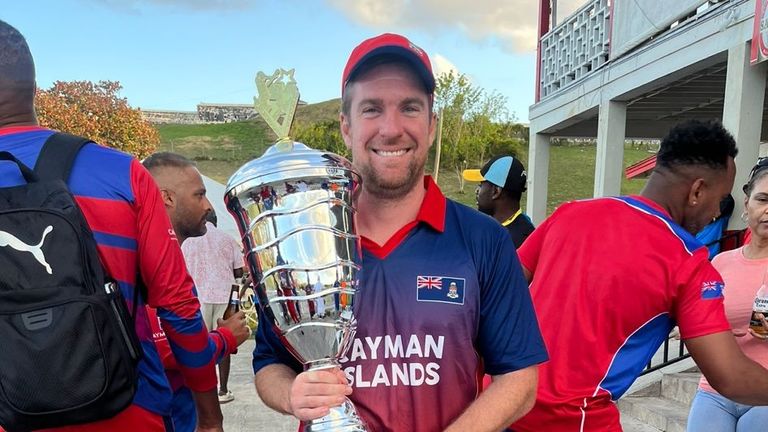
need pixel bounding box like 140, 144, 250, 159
0, 133, 142, 432
0, 226, 54, 274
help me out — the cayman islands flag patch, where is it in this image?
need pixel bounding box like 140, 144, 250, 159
416, 275, 465, 305
701, 280, 725, 300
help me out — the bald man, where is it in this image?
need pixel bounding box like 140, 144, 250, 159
143, 152, 213, 244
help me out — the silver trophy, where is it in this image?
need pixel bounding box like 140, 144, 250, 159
225, 69, 367, 431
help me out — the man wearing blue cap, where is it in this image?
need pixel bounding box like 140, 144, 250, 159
464, 155, 535, 248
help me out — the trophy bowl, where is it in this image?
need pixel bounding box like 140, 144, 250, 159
225, 141, 367, 431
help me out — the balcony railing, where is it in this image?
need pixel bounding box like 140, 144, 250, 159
537, 1, 734, 101
539, 0, 611, 99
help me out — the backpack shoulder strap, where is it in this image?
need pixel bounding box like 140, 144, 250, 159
33, 132, 92, 182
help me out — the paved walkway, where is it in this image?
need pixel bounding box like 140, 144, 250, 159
220, 339, 295, 432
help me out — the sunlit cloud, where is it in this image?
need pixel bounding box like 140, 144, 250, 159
326, 0, 584, 53
83, 0, 255, 13
432, 53, 459, 78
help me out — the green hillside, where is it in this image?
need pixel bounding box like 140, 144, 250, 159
155, 99, 344, 182
155, 100, 651, 213
293, 99, 341, 127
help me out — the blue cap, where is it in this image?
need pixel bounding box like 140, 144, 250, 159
462, 155, 527, 193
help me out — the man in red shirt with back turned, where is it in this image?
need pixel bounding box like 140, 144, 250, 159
513, 120, 768, 431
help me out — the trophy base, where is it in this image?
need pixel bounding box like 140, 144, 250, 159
304, 398, 368, 432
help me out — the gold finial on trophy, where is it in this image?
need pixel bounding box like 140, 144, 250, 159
253, 69, 300, 151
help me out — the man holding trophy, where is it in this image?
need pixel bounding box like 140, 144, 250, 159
247, 33, 548, 432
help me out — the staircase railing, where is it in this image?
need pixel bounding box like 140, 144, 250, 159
641, 335, 689, 375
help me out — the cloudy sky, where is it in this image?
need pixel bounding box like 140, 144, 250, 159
3, 0, 583, 122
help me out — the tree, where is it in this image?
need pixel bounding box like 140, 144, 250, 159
292, 119, 350, 159
35, 81, 159, 159
433, 72, 512, 192
487, 121, 528, 158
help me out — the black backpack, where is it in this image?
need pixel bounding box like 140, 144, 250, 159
0, 133, 142, 431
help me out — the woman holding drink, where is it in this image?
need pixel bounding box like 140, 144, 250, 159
687, 158, 768, 431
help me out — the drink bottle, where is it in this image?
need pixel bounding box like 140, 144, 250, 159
223, 284, 241, 353
223, 284, 241, 320
750, 284, 768, 336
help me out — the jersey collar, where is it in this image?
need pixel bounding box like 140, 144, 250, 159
501, 209, 522, 227
361, 176, 446, 259
417, 175, 447, 233
0, 125, 46, 136
630, 195, 673, 218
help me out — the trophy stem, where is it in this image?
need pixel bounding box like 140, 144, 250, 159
303, 398, 368, 432
302, 362, 368, 431
307, 359, 340, 371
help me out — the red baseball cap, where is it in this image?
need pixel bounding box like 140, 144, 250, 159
341, 33, 435, 96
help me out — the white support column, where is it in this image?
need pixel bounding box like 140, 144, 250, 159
527, 129, 551, 224
594, 99, 627, 197
722, 41, 766, 229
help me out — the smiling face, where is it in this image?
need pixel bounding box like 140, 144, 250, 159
340, 62, 436, 200
745, 172, 768, 241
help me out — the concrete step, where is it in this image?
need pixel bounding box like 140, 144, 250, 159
618, 396, 689, 432
618, 362, 700, 431
626, 358, 697, 396
661, 372, 700, 407
620, 414, 663, 432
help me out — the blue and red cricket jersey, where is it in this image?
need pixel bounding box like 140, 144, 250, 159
514, 196, 730, 432
253, 176, 547, 432
0, 127, 235, 427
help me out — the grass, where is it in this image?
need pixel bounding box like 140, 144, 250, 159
156, 100, 345, 184
427, 144, 652, 213
156, 122, 271, 163
546, 144, 652, 213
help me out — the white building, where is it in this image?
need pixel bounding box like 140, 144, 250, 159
528, 0, 766, 229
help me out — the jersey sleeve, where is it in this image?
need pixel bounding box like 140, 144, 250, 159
476, 227, 548, 375
252, 308, 302, 375
674, 249, 731, 340
145, 306, 178, 370
130, 159, 234, 392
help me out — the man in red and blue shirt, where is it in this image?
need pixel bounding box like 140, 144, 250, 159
252, 33, 548, 432
513, 120, 768, 431
0, 19, 246, 431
